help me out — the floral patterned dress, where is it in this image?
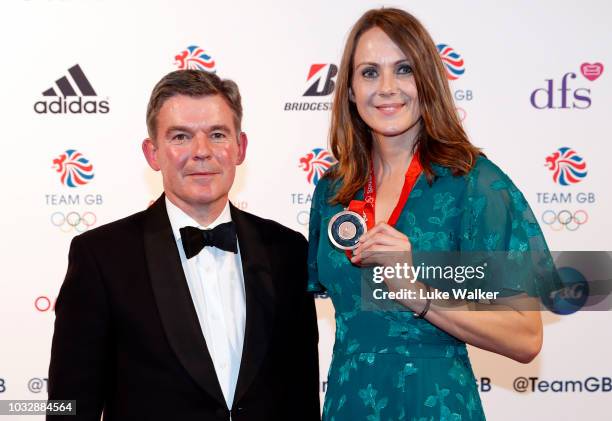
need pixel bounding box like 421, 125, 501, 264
307, 157, 555, 421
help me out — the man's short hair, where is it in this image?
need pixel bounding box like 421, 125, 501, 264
146, 70, 243, 141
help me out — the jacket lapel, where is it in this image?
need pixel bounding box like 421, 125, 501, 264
230, 203, 277, 404
144, 195, 226, 407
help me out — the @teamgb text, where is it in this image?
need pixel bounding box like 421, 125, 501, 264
541, 209, 588, 231
50, 211, 97, 233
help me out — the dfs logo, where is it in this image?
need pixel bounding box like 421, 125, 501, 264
530, 62, 604, 109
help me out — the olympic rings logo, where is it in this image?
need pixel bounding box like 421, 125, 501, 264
456, 107, 467, 122
541, 209, 588, 231
35, 296, 56, 312
297, 210, 310, 226
50, 211, 97, 233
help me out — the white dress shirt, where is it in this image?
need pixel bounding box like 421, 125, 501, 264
166, 197, 246, 409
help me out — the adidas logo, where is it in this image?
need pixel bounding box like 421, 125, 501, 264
34, 64, 109, 114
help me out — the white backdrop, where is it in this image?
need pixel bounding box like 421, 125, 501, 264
0, 0, 610, 420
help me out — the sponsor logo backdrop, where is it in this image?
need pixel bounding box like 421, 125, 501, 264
0, 1, 610, 420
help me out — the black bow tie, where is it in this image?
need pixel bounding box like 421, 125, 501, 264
180, 222, 238, 258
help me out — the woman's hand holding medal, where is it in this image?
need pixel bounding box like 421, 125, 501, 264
351, 222, 421, 295
350, 222, 431, 317
350, 222, 412, 268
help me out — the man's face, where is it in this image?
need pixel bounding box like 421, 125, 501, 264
143, 94, 247, 214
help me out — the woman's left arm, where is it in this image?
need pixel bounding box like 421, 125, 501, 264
423, 295, 543, 364
352, 223, 543, 364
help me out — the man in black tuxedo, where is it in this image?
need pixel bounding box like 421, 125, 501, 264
48, 70, 321, 421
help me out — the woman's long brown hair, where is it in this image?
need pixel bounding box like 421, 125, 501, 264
328, 8, 482, 205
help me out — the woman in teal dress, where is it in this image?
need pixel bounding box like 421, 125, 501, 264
307, 8, 556, 421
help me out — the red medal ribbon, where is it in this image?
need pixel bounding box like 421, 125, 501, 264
345, 153, 422, 259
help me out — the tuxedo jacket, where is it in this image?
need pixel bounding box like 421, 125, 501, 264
48, 195, 321, 421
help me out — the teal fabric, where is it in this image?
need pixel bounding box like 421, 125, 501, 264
308, 157, 555, 421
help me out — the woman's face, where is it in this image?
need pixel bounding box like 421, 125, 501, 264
350, 27, 421, 139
